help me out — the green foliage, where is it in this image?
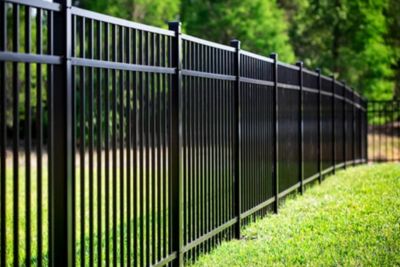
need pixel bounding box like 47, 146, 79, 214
74, 0, 180, 28
192, 163, 400, 266
386, 0, 400, 98
74, 0, 295, 62
71, 0, 399, 99
181, 0, 295, 63
281, 0, 395, 100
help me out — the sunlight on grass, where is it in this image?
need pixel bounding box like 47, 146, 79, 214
192, 163, 400, 266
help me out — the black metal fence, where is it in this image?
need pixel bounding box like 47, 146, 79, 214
368, 100, 400, 162
0, 0, 368, 266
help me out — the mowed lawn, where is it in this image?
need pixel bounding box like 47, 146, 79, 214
193, 163, 400, 266
3, 151, 171, 265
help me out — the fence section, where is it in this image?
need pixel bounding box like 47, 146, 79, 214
70, 7, 177, 267
0, 1, 368, 266
179, 34, 237, 261
368, 100, 400, 162
0, 1, 62, 266
238, 50, 274, 223
277, 62, 301, 196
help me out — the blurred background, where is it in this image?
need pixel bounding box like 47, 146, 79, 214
73, 0, 400, 100
0, 1, 398, 265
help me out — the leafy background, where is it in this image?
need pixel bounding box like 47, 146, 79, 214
74, 0, 400, 100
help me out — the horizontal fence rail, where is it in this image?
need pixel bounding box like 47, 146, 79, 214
0, 0, 369, 266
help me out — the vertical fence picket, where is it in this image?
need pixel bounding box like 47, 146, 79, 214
104, 21, 110, 267
88, 18, 94, 267
96, 20, 103, 267
24, 7, 32, 265
47, 9, 55, 266
12, 4, 20, 266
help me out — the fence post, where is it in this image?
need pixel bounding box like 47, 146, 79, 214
352, 90, 356, 166
168, 21, 183, 267
231, 40, 242, 238
360, 103, 364, 155
316, 69, 322, 183
331, 75, 336, 174
52, 0, 73, 266
296, 61, 304, 194
361, 98, 364, 163
0, 2, 5, 266
342, 81, 347, 169
270, 53, 279, 213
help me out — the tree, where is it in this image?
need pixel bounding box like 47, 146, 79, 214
280, 0, 394, 99
74, 0, 180, 28
181, 0, 295, 63
386, 0, 400, 98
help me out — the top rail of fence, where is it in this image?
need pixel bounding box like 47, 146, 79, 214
182, 34, 236, 52
240, 49, 274, 63
70, 6, 175, 36
4, 0, 62, 11
278, 61, 300, 71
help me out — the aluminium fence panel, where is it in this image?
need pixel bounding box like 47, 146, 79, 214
321, 76, 334, 171
180, 34, 236, 262
277, 63, 300, 193
0, 0, 62, 266
354, 95, 361, 161
302, 71, 319, 179
345, 88, 354, 163
361, 99, 368, 161
368, 100, 400, 162
70, 7, 175, 267
334, 82, 345, 166
239, 51, 274, 224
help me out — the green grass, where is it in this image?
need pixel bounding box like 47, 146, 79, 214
192, 163, 400, 266
3, 153, 171, 266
